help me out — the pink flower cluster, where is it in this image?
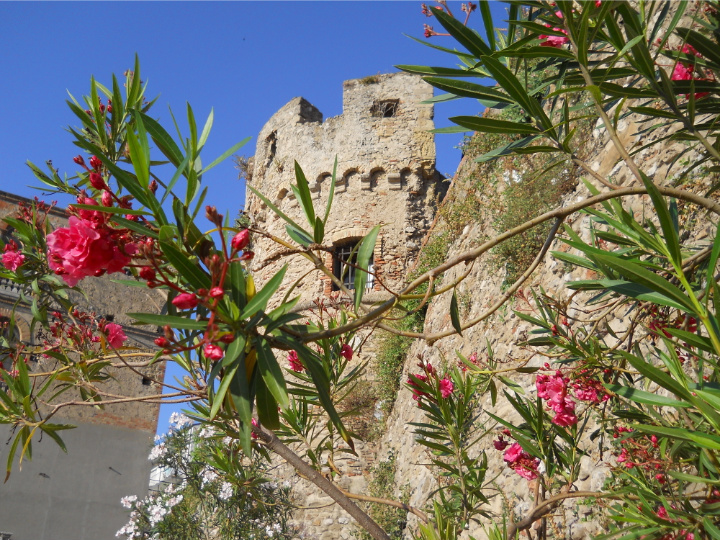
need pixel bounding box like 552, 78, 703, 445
407, 361, 454, 405
571, 369, 611, 405
44, 310, 127, 351
539, 12, 569, 48
503, 442, 540, 480
47, 194, 137, 287
536, 370, 577, 427
2, 241, 25, 272
287, 350, 303, 372
671, 44, 713, 99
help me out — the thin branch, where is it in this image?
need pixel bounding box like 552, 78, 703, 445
253, 425, 392, 540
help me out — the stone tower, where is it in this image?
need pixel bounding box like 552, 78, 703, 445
246, 72, 445, 301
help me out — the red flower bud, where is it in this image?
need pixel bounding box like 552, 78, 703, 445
340, 344, 353, 360
101, 190, 113, 207
209, 287, 224, 298
239, 251, 254, 261
231, 229, 250, 252
89, 172, 107, 190
172, 293, 199, 310
220, 333, 235, 343
139, 266, 156, 282
89, 156, 102, 171
154, 337, 169, 347
148, 179, 158, 194
73, 155, 86, 167
204, 343, 224, 361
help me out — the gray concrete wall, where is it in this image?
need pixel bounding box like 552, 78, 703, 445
0, 419, 153, 540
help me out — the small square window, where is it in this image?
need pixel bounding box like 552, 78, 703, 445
371, 99, 399, 118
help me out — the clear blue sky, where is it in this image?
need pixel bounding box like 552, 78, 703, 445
1, 1, 506, 435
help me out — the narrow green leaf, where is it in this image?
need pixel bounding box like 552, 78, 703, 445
199, 137, 251, 176
296, 346, 354, 452
292, 160, 316, 228
618, 350, 693, 402
592, 253, 695, 313
432, 7, 491, 57
248, 185, 308, 237
209, 338, 244, 420
639, 172, 682, 267
198, 107, 214, 151
255, 375, 280, 430
71, 204, 149, 216
286, 225, 313, 247
605, 384, 690, 408
127, 312, 207, 330
422, 77, 514, 104
111, 215, 159, 239
354, 225, 380, 311
139, 111, 184, 167
449, 116, 540, 135
633, 424, 720, 450
323, 157, 337, 225
158, 236, 212, 290
255, 336, 289, 411
240, 265, 287, 320
395, 65, 488, 77
450, 290, 463, 336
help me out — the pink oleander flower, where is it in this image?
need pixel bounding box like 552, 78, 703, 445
538, 371, 578, 427
288, 350, 303, 372
539, 23, 569, 48
503, 442, 524, 464
172, 293, 199, 310
204, 343, 224, 361
514, 462, 540, 480
439, 377, 454, 398
231, 229, 250, 252
105, 323, 127, 348
656, 505, 669, 520
503, 442, 540, 480
47, 216, 136, 286
408, 373, 429, 402
536, 371, 567, 407
671, 43, 711, 98
251, 417, 259, 439
340, 344, 353, 360
2, 249, 25, 272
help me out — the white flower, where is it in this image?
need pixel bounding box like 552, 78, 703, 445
166, 494, 183, 508
120, 495, 137, 509
218, 481, 233, 501
200, 467, 219, 488
147, 502, 169, 526
148, 442, 167, 461
169, 412, 193, 429
198, 425, 216, 438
